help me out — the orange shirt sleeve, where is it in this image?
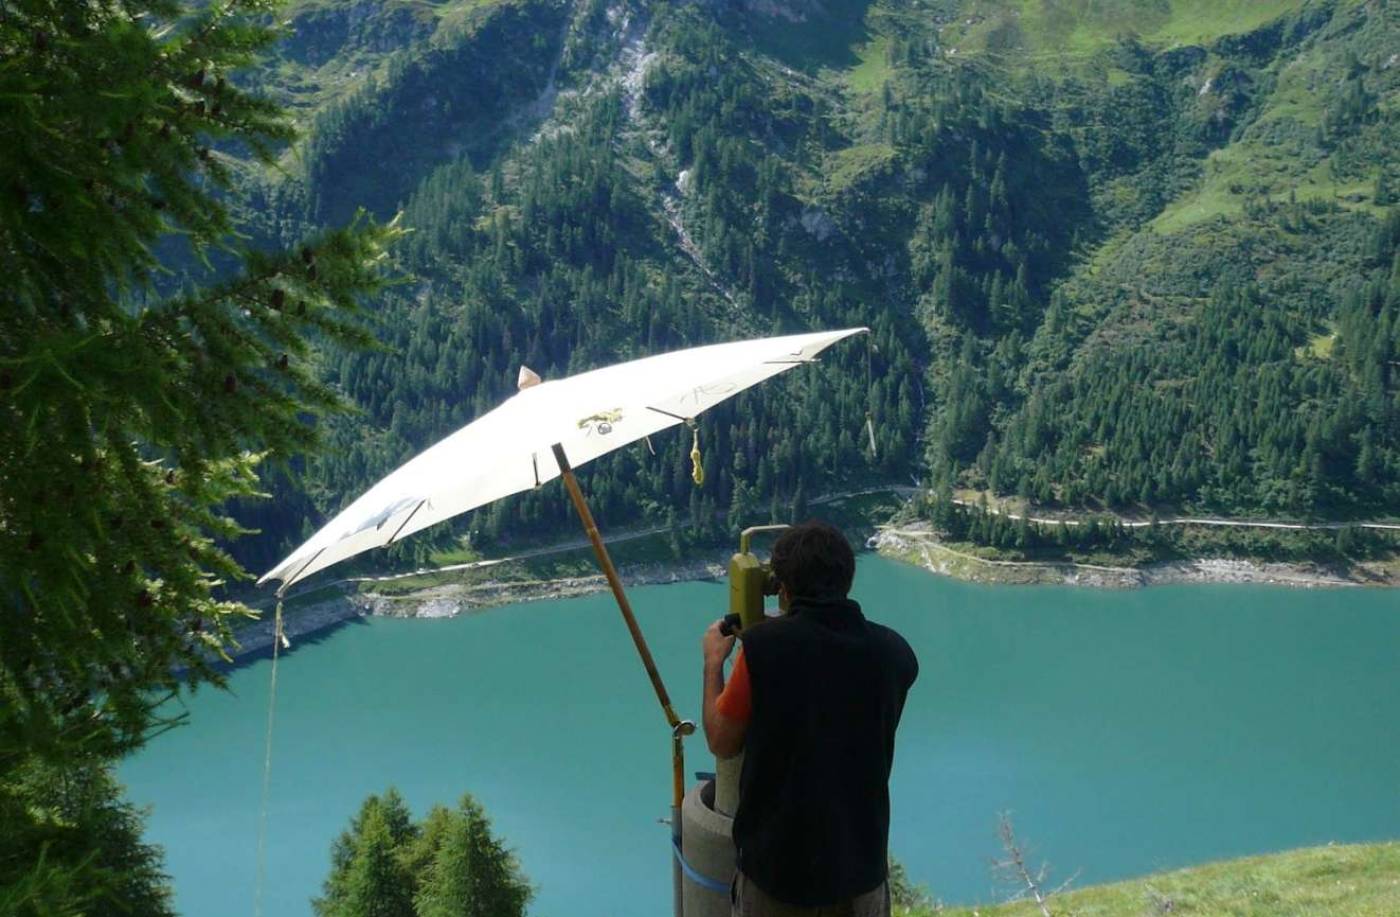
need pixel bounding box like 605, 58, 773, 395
715, 648, 752, 723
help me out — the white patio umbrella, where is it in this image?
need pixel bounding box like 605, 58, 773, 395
260, 326, 868, 592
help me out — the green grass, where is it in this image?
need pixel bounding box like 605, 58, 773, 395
1149, 0, 1303, 47
847, 37, 892, 93
267, 0, 507, 121
1298, 329, 1338, 360
427, 541, 484, 566
433, 0, 513, 36
914, 842, 1400, 917
995, 0, 1391, 237
1148, 139, 1279, 234
824, 143, 898, 193
980, 0, 1305, 58
1149, 182, 1239, 235
927, 0, 1318, 96
1148, 124, 1385, 236
1104, 66, 1134, 87
1254, 41, 1329, 127
1151, 157, 1385, 235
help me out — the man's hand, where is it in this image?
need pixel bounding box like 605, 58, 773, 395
701, 618, 745, 759
702, 618, 736, 669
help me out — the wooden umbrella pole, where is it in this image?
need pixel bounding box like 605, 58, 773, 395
551, 444, 684, 729
551, 445, 692, 810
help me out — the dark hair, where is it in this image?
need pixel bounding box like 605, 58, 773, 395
770, 520, 855, 599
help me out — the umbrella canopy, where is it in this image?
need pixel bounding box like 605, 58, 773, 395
260, 327, 867, 592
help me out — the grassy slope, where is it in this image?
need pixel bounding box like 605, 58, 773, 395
1150, 13, 1392, 233
908, 842, 1400, 917
844, 1, 1389, 216
929, 0, 1389, 233
944, 0, 1317, 58
264, 0, 507, 120
1017, 0, 1304, 52
903, 0, 1398, 523
848, 36, 894, 92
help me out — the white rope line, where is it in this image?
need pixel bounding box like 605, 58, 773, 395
253, 601, 286, 917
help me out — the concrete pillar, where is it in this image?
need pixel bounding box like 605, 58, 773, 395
680, 777, 736, 917
714, 752, 743, 818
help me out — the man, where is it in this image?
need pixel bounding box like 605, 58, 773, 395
702, 520, 920, 917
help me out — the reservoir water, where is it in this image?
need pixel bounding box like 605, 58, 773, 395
120, 555, 1400, 915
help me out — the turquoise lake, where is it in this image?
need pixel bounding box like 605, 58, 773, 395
120, 555, 1400, 915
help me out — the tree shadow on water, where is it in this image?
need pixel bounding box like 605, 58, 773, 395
212, 600, 372, 677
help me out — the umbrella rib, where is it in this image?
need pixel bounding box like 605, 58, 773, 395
385, 499, 427, 545
763, 358, 818, 365
646, 406, 690, 422
278, 547, 325, 596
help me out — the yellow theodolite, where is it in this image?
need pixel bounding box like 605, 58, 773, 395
721, 525, 790, 636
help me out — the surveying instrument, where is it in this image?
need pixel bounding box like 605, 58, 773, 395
672, 524, 790, 916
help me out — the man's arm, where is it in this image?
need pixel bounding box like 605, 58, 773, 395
702, 619, 747, 759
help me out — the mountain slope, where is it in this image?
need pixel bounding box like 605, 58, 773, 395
947, 0, 1400, 517
232, 0, 1399, 571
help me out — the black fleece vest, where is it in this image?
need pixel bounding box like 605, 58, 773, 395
732, 597, 919, 906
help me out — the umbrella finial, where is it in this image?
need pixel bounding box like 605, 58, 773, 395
517, 365, 542, 390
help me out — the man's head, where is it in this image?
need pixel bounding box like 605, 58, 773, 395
770, 520, 855, 600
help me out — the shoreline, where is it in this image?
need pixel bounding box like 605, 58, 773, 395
228, 554, 731, 662
226, 530, 1397, 662
872, 524, 1400, 589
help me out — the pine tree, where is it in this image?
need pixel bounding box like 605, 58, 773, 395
0, 0, 399, 904
415, 796, 531, 917
0, 0, 400, 767
0, 758, 174, 917
341, 807, 416, 917
317, 790, 530, 917
318, 791, 419, 916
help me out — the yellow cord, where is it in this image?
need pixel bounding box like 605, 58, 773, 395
690, 427, 704, 486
